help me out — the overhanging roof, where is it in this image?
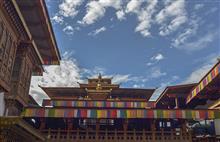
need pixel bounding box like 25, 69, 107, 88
155, 83, 197, 105
14, 0, 61, 65
186, 60, 220, 105
41, 87, 155, 101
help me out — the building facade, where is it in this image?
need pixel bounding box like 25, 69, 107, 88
0, 0, 220, 142
0, 0, 60, 141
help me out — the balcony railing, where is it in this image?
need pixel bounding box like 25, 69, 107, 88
42, 129, 192, 142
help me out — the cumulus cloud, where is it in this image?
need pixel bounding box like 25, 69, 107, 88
125, 0, 145, 13
63, 25, 74, 35
156, 0, 187, 36
51, 15, 64, 24
80, 0, 123, 25
126, 0, 158, 37
29, 52, 82, 105
147, 53, 164, 66
116, 10, 126, 20
59, 0, 84, 18
151, 53, 164, 61
88, 26, 106, 36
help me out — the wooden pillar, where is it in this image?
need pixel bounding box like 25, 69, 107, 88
181, 120, 187, 140
67, 119, 73, 130
123, 119, 128, 137
114, 129, 117, 140
76, 128, 79, 140
171, 128, 175, 140
86, 128, 89, 140
67, 128, 70, 142
47, 128, 51, 141
40, 118, 45, 130
133, 128, 136, 140
142, 129, 146, 140
161, 128, 164, 141
57, 128, 61, 142
151, 119, 156, 141
105, 129, 107, 141
95, 119, 99, 140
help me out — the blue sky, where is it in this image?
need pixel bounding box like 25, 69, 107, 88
30, 0, 220, 104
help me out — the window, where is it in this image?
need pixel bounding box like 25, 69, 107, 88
167, 122, 171, 127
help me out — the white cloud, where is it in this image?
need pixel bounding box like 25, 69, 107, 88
134, 0, 158, 37
151, 53, 164, 61
29, 52, 82, 105
59, 0, 84, 17
88, 26, 106, 36
147, 53, 164, 66
133, 84, 145, 88
80, 0, 123, 25
184, 55, 219, 84
159, 15, 187, 36
173, 30, 218, 51
116, 10, 126, 20
51, 15, 64, 24
125, 0, 145, 13
150, 67, 166, 79
171, 16, 199, 48
194, 4, 204, 10
112, 74, 130, 84
156, 0, 187, 36
63, 25, 74, 35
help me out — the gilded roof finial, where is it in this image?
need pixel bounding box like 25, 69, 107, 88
98, 73, 102, 80
96, 73, 102, 90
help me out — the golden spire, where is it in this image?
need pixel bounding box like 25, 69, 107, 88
96, 73, 102, 90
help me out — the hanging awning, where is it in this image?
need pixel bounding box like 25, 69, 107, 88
22, 108, 220, 119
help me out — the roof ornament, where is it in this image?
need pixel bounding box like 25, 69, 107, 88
96, 73, 102, 90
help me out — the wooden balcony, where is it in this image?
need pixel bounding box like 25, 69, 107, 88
42, 129, 192, 142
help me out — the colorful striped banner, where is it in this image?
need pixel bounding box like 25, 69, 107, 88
22, 108, 220, 119
186, 62, 220, 103
43, 100, 155, 108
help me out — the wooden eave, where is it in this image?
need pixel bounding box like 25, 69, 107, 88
40, 86, 87, 98
79, 84, 120, 88
40, 86, 155, 101
187, 75, 220, 107
14, 0, 61, 65
155, 83, 197, 105
186, 60, 220, 104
